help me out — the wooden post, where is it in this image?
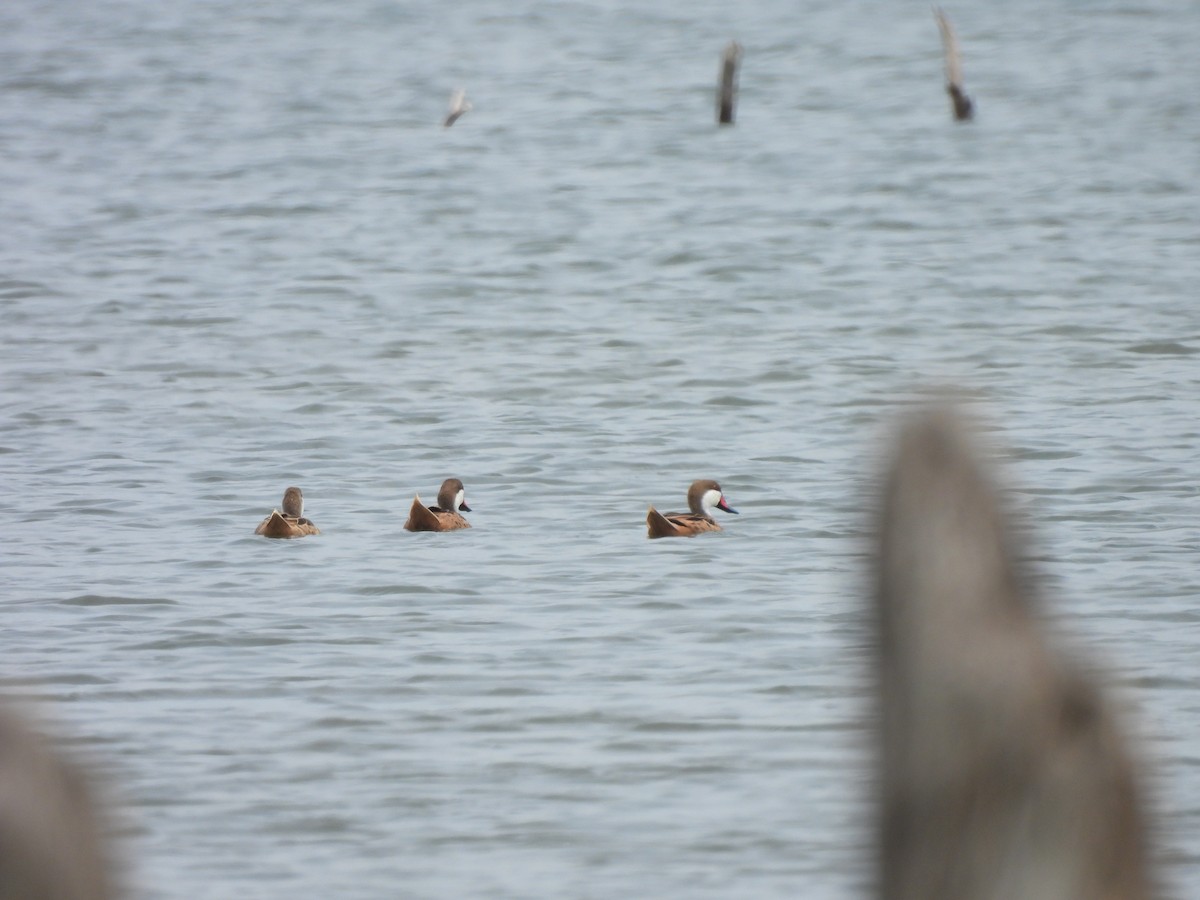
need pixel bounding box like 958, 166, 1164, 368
716, 41, 742, 125
0, 707, 117, 900
934, 8, 974, 120
443, 88, 471, 127
874, 407, 1152, 900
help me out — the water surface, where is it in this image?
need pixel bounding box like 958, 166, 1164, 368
2, 1, 1198, 897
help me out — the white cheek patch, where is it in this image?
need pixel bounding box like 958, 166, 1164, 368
702, 488, 722, 513
455, 489, 465, 511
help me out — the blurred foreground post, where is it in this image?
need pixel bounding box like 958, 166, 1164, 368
874, 408, 1151, 900
0, 707, 117, 900
716, 41, 743, 125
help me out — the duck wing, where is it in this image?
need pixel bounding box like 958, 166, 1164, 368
256, 510, 302, 538
404, 495, 442, 532
646, 506, 683, 539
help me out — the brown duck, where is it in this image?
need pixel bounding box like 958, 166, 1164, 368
646, 479, 738, 538
404, 478, 472, 532
255, 486, 320, 538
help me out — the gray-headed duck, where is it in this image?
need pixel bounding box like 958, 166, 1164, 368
255, 486, 320, 538
646, 479, 738, 538
404, 478, 472, 532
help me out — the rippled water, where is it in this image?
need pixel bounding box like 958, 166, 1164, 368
2, 1, 1198, 897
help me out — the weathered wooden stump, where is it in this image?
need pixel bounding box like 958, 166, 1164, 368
717, 41, 743, 125
874, 407, 1152, 900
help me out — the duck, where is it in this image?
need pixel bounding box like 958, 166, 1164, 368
934, 7, 974, 121
646, 479, 738, 538
404, 478, 472, 532
255, 486, 320, 538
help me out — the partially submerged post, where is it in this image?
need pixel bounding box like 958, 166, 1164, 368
873, 407, 1152, 900
716, 41, 743, 125
934, 8, 974, 121
443, 88, 471, 127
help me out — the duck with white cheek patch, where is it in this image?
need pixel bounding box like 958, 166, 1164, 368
255, 486, 320, 538
646, 479, 738, 538
405, 478, 473, 532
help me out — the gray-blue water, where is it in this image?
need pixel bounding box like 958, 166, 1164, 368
2, 1, 1198, 897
